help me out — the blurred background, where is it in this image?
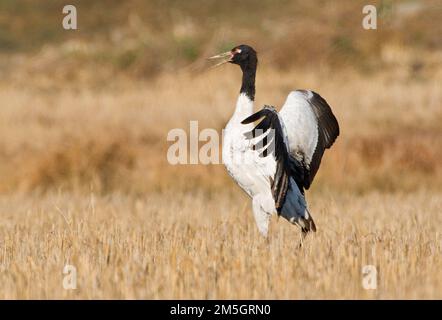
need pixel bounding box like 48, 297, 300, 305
0, 0, 441, 195
0, 0, 441, 299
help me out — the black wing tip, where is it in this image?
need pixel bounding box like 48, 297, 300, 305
310, 91, 340, 147
301, 216, 317, 234
241, 105, 278, 125
241, 118, 253, 125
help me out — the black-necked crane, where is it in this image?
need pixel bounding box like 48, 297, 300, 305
209, 44, 339, 237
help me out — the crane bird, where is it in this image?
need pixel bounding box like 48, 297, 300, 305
209, 44, 339, 237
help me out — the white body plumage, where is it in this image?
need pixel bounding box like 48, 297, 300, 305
223, 93, 312, 236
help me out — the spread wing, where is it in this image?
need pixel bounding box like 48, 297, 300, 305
279, 90, 339, 189
242, 90, 339, 199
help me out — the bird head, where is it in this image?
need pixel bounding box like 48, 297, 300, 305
209, 44, 257, 70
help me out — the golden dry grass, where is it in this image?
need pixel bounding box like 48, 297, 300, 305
0, 190, 440, 299
0, 65, 441, 299
1, 0, 442, 300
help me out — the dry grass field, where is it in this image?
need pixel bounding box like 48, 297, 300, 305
0, 190, 440, 299
0, 0, 441, 299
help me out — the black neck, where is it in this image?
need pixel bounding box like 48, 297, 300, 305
240, 64, 256, 101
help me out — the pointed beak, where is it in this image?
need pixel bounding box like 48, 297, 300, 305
208, 51, 233, 68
